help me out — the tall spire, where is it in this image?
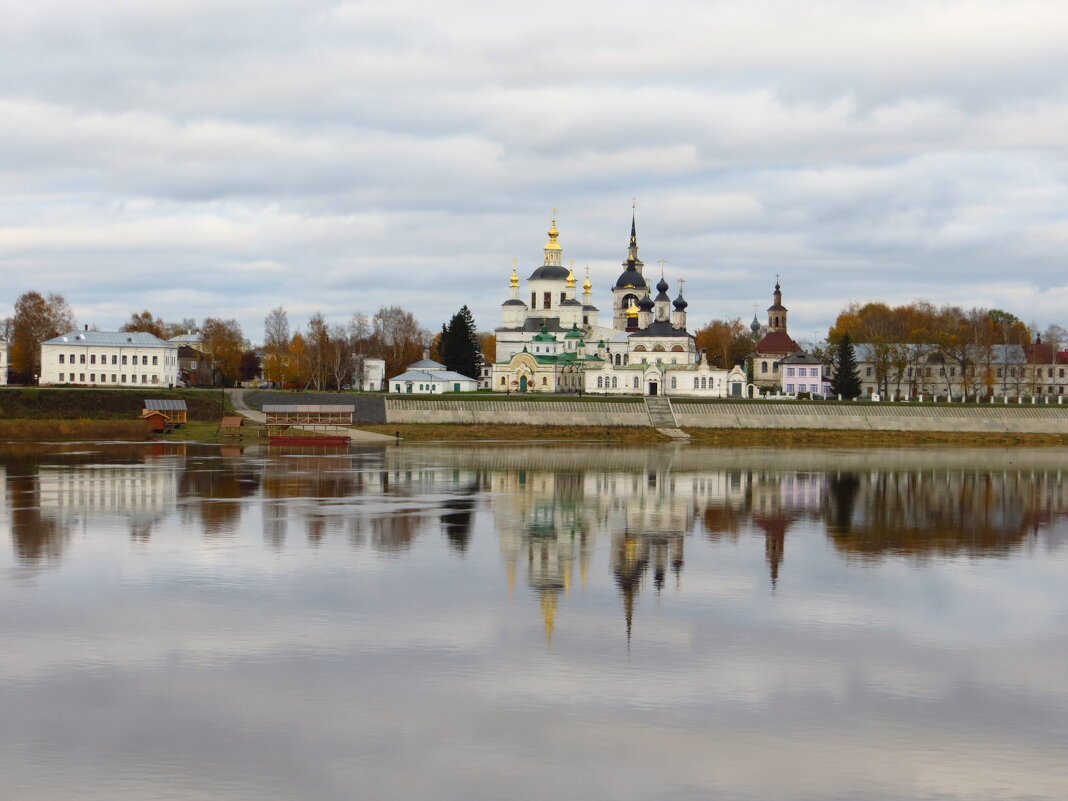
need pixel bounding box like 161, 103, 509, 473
543, 209, 562, 267
622, 204, 643, 274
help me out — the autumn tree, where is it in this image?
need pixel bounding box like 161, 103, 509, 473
263, 306, 290, 384
200, 318, 245, 386
479, 333, 496, 365
239, 350, 262, 382
306, 312, 330, 391
372, 306, 428, 378
694, 318, 751, 368
10, 291, 76, 381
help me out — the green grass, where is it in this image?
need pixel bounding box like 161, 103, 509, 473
0, 387, 230, 421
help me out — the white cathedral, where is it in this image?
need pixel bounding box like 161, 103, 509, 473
490, 213, 749, 397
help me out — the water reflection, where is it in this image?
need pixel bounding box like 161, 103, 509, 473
3, 443, 1068, 801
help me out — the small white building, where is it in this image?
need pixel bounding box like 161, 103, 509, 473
0, 340, 8, 385
389, 358, 479, 394
361, 357, 386, 392
780, 351, 828, 397
40, 330, 180, 387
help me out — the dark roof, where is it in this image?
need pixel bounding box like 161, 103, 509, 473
582, 304, 599, 311
502, 299, 526, 307
755, 330, 801, 354
521, 317, 565, 332
614, 267, 645, 289
144, 399, 187, 411
560, 298, 583, 307
527, 265, 570, 281
780, 351, 823, 365
628, 320, 693, 339
767, 303, 787, 312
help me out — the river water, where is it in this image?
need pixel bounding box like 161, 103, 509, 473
1, 442, 1067, 801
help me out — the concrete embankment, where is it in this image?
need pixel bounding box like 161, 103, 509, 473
384, 398, 650, 427
380, 396, 1068, 434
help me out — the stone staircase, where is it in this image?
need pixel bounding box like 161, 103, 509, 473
644, 397, 691, 440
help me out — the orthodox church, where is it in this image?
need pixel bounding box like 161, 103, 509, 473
751, 280, 801, 391
491, 212, 748, 397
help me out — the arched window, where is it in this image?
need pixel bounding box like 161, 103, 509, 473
611, 377, 617, 388
541, 376, 547, 385
693, 377, 699, 389
671, 377, 677, 389
597, 376, 603, 388
614, 354, 621, 366
700, 377, 706, 389
500, 377, 505, 385
623, 355, 629, 365
671, 345, 684, 352
761, 361, 768, 374
634, 345, 647, 352
652, 345, 665, 352
633, 376, 639, 388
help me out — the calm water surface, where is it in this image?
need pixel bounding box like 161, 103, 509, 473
2, 442, 1067, 801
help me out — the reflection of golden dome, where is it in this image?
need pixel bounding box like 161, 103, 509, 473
541, 591, 557, 647
510, 268, 519, 288
626, 301, 639, 317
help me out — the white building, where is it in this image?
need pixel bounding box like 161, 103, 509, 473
40, 330, 180, 387
361, 357, 386, 392
0, 340, 7, 385
388, 357, 479, 394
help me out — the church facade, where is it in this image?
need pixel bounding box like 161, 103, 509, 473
491, 213, 751, 397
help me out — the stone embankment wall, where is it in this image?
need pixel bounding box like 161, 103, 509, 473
382, 396, 1068, 434
671, 402, 1068, 434
385, 398, 649, 427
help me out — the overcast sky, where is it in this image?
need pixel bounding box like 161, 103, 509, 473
2, 0, 1067, 345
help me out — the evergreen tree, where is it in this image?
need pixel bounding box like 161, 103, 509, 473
441, 306, 481, 379
830, 333, 862, 399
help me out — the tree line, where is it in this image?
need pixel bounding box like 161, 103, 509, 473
3, 290, 485, 389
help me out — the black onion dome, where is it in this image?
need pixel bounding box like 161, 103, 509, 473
528, 265, 571, 281
673, 295, 688, 310
637, 293, 655, 311
656, 276, 669, 293
614, 266, 644, 289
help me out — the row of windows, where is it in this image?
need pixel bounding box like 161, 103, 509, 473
58, 373, 158, 384
759, 361, 779, 374
58, 353, 160, 366
785, 367, 819, 377
871, 366, 1068, 380
786, 384, 822, 394
530, 292, 566, 309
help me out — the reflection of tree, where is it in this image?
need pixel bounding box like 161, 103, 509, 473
371, 512, 421, 552
441, 494, 476, 553
824, 472, 1034, 559
9, 472, 69, 563
177, 456, 261, 536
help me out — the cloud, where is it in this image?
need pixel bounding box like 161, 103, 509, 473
2, 0, 1068, 339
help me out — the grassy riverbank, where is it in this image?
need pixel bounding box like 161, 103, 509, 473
360, 423, 1068, 446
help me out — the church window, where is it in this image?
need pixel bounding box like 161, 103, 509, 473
772, 362, 779, 372
693, 377, 699, 389
597, 377, 603, 388
611, 377, 617, 388
542, 377, 547, 385
583, 315, 588, 324
633, 377, 639, 388
761, 361, 768, 374
634, 345, 647, 351
700, 377, 707, 389
653, 345, 665, 352
671, 377, 676, 389
623, 355, 628, 365
671, 345, 684, 352
531, 293, 536, 309
544, 292, 551, 308
560, 292, 565, 304
614, 354, 620, 365
500, 377, 506, 385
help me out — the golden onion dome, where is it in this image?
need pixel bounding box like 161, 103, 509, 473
510, 267, 519, 288
626, 301, 640, 317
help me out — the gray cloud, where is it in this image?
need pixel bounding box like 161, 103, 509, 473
2, 0, 1067, 339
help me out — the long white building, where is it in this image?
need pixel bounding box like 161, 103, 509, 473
39, 330, 180, 387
